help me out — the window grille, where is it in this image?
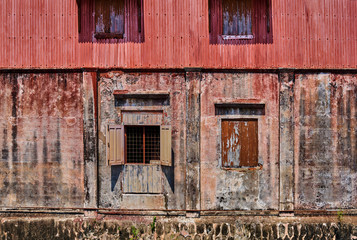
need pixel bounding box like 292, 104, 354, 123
125, 126, 160, 164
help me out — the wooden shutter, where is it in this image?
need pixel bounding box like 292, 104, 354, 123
160, 125, 172, 166
106, 125, 125, 165
221, 120, 258, 168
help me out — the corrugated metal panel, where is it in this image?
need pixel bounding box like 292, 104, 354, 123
0, 0, 356, 69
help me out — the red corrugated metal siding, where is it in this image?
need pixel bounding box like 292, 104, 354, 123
0, 0, 356, 69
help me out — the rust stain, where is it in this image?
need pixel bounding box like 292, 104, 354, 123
221, 119, 258, 168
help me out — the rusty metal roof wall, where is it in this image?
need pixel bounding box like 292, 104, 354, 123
0, 0, 356, 69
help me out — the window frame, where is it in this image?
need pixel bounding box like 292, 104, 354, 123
221, 0, 255, 40
124, 125, 161, 165
94, 0, 126, 39
219, 115, 263, 171
106, 123, 172, 166
78, 0, 144, 43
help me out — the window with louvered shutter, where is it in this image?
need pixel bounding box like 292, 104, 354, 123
107, 125, 172, 166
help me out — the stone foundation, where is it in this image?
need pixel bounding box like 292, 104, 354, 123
0, 215, 356, 239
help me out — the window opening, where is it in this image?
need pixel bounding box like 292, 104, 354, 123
95, 0, 125, 39
209, 0, 272, 44
215, 103, 265, 115
78, 0, 143, 42
125, 126, 160, 164
137, 0, 142, 33
222, 0, 253, 37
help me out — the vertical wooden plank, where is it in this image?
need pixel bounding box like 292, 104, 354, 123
129, 166, 135, 192
123, 165, 128, 193
114, 127, 117, 162
142, 164, 148, 192
118, 126, 125, 164
221, 120, 229, 166
129, 165, 134, 193
137, 165, 143, 193
109, 128, 115, 162
147, 163, 153, 193
152, 165, 161, 193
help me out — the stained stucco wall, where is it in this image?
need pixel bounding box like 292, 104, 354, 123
97, 71, 356, 212
0, 70, 356, 213
0, 73, 84, 208
200, 73, 280, 210
294, 73, 357, 210
98, 72, 187, 209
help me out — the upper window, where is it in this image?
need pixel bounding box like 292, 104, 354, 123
78, 0, 144, 43
222, 0, 253, 38
95, 0, 126, 39
209, 0, 272, 44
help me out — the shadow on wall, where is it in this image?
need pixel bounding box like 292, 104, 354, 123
111, 166, 123, 192
162, 149, 175, 193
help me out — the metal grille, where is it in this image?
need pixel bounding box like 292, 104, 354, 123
125, 126, 160, 164
144, 126, 160, 163
126, 126, 144, 163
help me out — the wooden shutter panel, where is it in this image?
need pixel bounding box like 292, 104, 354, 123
107, 125, 125, 165
160, 125, 172, 166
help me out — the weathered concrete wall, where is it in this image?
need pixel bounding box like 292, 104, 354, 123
0, 73, 84, 207
98, 71, 187, 209
294, 73, 357, 210
0, 215, 356, 239
0, 70, 356, 215
200, 73, 280, 210
97, 71, 357, 212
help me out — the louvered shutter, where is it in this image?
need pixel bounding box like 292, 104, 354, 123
160, 125, 172, 166
106, 125, 125, 165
